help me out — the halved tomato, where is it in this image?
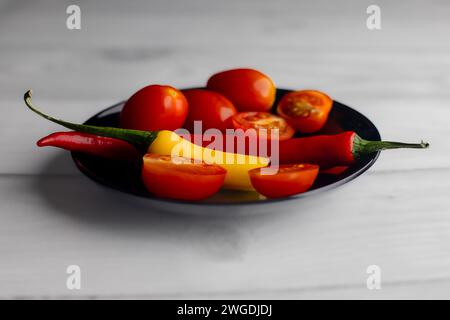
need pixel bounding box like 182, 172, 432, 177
141, 154, 226, 201
277, 90, 333, 133
231, 112, 294, 140
249, 164, 319, 198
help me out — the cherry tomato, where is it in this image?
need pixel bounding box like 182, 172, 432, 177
120, 85, 188, 131
249, 164, 319, 198
182, 89, 237, 133
232, 112, 294, 140
207, 68, 276, 112
141, 154, 226, 201
277, 90, 333, 133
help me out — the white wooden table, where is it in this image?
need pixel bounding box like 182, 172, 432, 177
1, 0, 449, 299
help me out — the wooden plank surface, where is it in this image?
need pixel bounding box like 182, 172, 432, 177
0, 0, 449, 299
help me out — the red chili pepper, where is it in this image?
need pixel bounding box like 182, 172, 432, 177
37, 131, 141, 162
185, 131, 428, 169
278, 132, 355, 168
278, 131, 428, 168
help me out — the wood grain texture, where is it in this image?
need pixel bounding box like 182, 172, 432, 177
0, 0, 449, 299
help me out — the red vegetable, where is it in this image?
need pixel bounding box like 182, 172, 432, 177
182, 89, 237, 132
279, 131, 430, 168
249, 164, 319, 198
207, 68, 276, 112
37, 131, 141, 162
120, 85, 188, 131
141, 154, 227, 201
232, 112, 295, 140
277, 90, 333, 133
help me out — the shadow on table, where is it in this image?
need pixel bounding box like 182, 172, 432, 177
32, 153, 323, 258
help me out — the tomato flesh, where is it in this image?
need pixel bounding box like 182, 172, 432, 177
141, 154, 226, 201
232, 112, 294, 140
249, 164, 319, 198
182, 89, 237, 132
120, 85, 188, 131
207, 68, 276, 112
277, 90, 333, 133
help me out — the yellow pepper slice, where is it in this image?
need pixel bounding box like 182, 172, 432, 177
149, 130, 269, 190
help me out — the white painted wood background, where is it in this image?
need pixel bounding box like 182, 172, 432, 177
0, 0, 449, 299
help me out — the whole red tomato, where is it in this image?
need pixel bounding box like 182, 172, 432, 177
182, 89, 237, 133
120, 85, 188, 131
206, 68, 276, 112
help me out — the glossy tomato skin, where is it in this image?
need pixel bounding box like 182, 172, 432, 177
232, 112, 295, 140
207, 68, 276, 112
141, 154, 226, 201
120, 85, 188, 131
182, 89, 237, 133
249, 164, 319, 198
277, 90, 333, 133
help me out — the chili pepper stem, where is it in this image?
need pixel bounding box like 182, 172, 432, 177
24, 90, 158, 152
353, 134, 429, 158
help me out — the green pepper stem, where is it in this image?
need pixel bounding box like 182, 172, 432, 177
24, 90, 158, 152
353, 134, 429, 158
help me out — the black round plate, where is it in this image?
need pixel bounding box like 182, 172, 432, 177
71, 88, 381, 206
